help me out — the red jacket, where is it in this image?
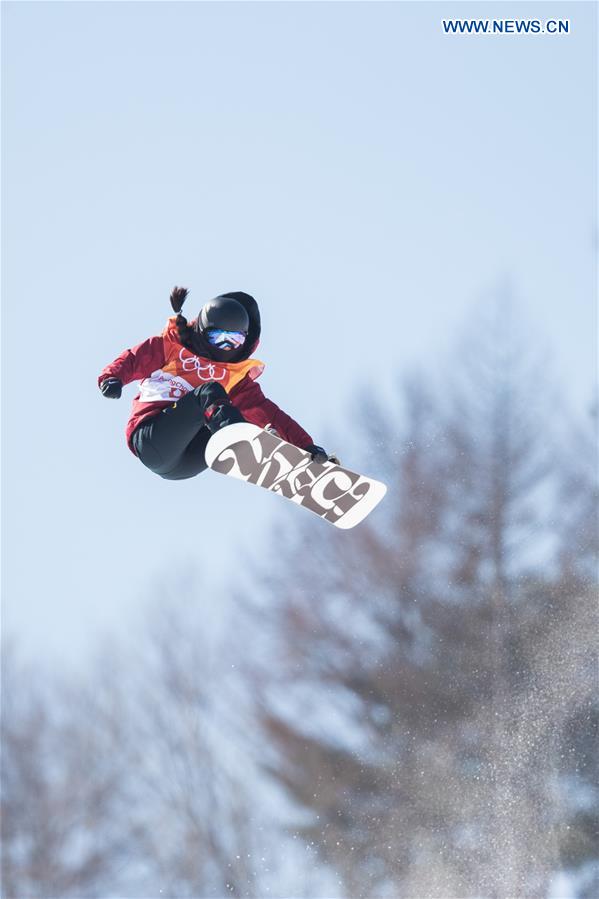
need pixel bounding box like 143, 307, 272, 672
99, 318, 313, 453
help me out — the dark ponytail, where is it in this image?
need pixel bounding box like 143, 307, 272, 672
169, 286, 195, 351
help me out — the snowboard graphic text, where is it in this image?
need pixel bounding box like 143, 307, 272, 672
206, 424, 387, 529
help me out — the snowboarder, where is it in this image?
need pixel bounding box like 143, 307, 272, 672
98, 287, 337, 480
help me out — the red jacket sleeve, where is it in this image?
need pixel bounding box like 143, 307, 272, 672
230, 379, 313, 450
98, 335, 165, 388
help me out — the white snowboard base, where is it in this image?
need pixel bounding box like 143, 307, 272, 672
205, 423, 387, 529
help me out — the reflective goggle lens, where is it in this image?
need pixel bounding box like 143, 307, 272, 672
206, 328, 247, 349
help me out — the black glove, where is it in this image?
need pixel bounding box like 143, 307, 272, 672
100, 377, 123, 399
305, 444, 340, 465
194, 382, 246, 433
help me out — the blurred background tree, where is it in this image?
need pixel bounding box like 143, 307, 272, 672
1, 594, 263, 897
249, 301, 598, 898
2, 299, 597, 898
1, 643, 131, 896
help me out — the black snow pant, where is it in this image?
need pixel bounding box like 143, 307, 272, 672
131, 383, 245, 481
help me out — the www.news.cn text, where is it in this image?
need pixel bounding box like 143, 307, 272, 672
442, 19, 570, 35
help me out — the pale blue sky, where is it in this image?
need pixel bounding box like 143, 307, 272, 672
2, 1, 596, 666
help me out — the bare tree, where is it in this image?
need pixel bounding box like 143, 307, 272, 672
1, 588, 264, 898
248, 297, 598, 898
115, 591, 261, 897
1, 642, 132, 897
3, 296, 595, 899
556, 400, 598, 583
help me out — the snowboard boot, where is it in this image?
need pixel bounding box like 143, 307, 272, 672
194, 381, 246, 434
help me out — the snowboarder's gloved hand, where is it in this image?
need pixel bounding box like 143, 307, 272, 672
195, 381, 246, 433
100, 377, 122, 399
305, 444, 340, 465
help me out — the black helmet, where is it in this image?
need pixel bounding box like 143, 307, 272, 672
198, 296, 250, 335
194, 295, 250, 362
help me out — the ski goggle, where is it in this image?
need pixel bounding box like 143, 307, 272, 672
206, 328, 247, 350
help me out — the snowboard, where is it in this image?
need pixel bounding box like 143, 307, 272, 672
205, 423, 387, 529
